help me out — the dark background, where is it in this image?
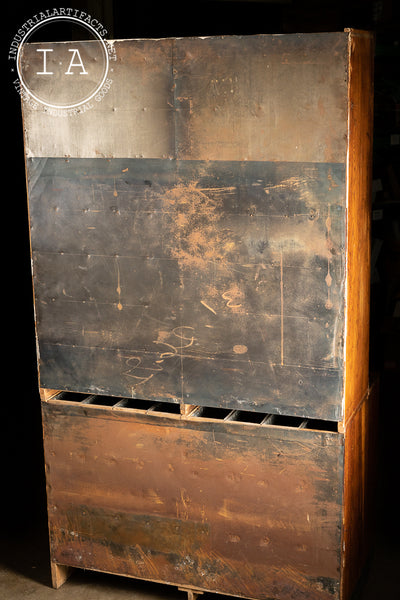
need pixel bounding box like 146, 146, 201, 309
4, 0, 400, 596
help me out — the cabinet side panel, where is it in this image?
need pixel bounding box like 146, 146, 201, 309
344, 31, 374, 422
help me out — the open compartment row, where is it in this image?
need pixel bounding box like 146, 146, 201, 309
50, 391, 339, 432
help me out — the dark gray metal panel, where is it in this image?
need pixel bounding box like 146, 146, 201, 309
29, 157, 345, 420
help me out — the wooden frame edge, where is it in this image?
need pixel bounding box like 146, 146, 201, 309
340, 378, 379, 599
343, 28, 375, 426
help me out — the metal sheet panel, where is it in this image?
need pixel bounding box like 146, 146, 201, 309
21, 38, 175, 159
174, 33, 348, 163
22, 34, 348, 163
28, 157, 345, 419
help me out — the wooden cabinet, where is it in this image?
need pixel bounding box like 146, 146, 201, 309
21, 29, 375, 600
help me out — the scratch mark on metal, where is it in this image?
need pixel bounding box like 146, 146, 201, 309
325, 205, 333, 310
280, 250, 284, 366
200, 300, 217, 315
115, 258, 123, 311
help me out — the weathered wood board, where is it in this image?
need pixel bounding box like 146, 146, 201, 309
42, 397, 344, 600
23, 33, 351, 420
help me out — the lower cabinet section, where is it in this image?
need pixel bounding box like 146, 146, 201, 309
42, 394, 345, 600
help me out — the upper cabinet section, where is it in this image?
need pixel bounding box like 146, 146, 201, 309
22, 31, 374, 422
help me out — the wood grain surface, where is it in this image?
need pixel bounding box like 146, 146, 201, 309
42, 399, 344, 599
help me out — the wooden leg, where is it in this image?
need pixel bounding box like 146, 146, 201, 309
50, 563, 73, 589
178, 587, 204, 600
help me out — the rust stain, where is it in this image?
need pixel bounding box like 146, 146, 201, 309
327, 168, 339, 190
163, 183, 233, 269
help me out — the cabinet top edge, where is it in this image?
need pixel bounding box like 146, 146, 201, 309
22, 30, 371, 46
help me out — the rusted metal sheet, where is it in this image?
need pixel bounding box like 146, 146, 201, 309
29, 156, 344, 419
42, 399, 344, 600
